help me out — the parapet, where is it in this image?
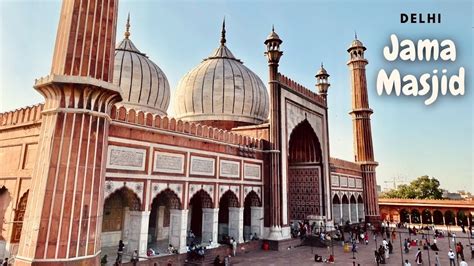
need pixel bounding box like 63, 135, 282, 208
110, 106, 264, 150
330, 157, 362, 172
0, 104, 44, 128
278, 73, 326, 107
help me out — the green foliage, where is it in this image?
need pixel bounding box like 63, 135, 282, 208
380, 175, 444, 199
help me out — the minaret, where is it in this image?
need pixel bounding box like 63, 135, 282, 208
17, 0, 121, 264
346, 35, 380, 223
315, 63, 330, 101
264, 26, 284, 239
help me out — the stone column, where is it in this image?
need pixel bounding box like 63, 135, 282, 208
128, 211, 150, 256
409, 214, 412, 224
264, 29, 284, 239
229, 207, 244, 243
340, 204, 343, 224
355, 203, 359, 223
443, 216, 446, 225
169, 209, 188, 254
15, 0, 121, 264
202, 208, 219, 244
250, 207, 264, 238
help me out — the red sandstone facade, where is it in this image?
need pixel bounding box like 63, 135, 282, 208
0, 0, 380, 264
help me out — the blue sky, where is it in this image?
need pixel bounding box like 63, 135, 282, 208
0, 0, 472, 193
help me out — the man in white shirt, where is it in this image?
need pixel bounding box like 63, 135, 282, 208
448, 249, 456, 266
404, 259, 412, 266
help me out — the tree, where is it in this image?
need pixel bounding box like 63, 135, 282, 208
381, 175, 444, 199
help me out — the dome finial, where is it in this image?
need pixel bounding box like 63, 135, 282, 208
272, 24, 275, 32
125, 13, 131, 39
321, 62, 324, 68
354, 30, 357, 40
220, 17, 226, 45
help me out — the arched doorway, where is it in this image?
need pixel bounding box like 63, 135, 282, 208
445, 210, 455, 225
218, 191, 239, 243
411, 209, 421, 224
148, 189, 181, 252
287, 120, 323, 222
457, 210, 468, 226
11, 190, 29, 243
421, 209, 432, 224
188, 189, 213, 243
332, 195, 341, 225
357, 195, 364, 222
0, 186, 12, 259
400, 209, 409, 223
101, 187, 141, 248
243, 191, 262, 241
341, 195, 350, 223
350, 195, 357, 222
433, 210, 444, 225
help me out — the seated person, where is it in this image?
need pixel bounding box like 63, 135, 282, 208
147, 248, 156, 257
314, 254, 323, 262
168, 244, 177, 254
251, 233, 259, 240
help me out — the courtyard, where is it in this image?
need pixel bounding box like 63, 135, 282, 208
229, 227, 473, 266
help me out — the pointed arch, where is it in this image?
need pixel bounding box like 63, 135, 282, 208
288, 119, 324, 221
11, 190, 29, 243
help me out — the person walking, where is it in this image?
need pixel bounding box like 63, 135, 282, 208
415, 248, 423, 265
448, 249, 456, 266
116, 240, 125, 264
231, 237, 237, 256
434, 252, 441, 266
404, 259, 412, 266
131, 250, 139, 266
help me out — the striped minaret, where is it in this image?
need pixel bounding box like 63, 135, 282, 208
347, 36, 380, 224
16, 0, 121, 264
264, 27, 284, 239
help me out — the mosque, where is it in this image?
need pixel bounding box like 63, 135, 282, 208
0, 0, 379, 264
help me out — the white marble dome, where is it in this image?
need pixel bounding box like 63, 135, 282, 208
173, 23, 269, 129
113, 18, 170, 115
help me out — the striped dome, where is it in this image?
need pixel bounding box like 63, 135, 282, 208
174, 23, 269, 128
113, 19, 170, 115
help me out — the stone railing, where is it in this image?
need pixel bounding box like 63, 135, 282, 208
278, 73, 326, 107
110, 106, 264, 150
330, 157, 361, 172
0, 104, 44, 128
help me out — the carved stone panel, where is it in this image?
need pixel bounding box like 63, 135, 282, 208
244, 163, 261, 180
340, 176, 348, 187
107, 145, 146, 171
331, 175, 340, 187
219, 160, 240, 178
190, 156, 215, 176
154, 151, 185, 174
348, 177, 356, 188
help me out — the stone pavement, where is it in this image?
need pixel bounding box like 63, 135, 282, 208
230, 228, 474, 266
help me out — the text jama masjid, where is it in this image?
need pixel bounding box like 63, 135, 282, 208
0, 0, 380, 264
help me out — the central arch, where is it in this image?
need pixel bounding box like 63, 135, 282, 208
101, 187, 141, 248
188, 189, 213, 244
287, 119, 323, 221
148, 189, 181, 253
218, 190, 240, 243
